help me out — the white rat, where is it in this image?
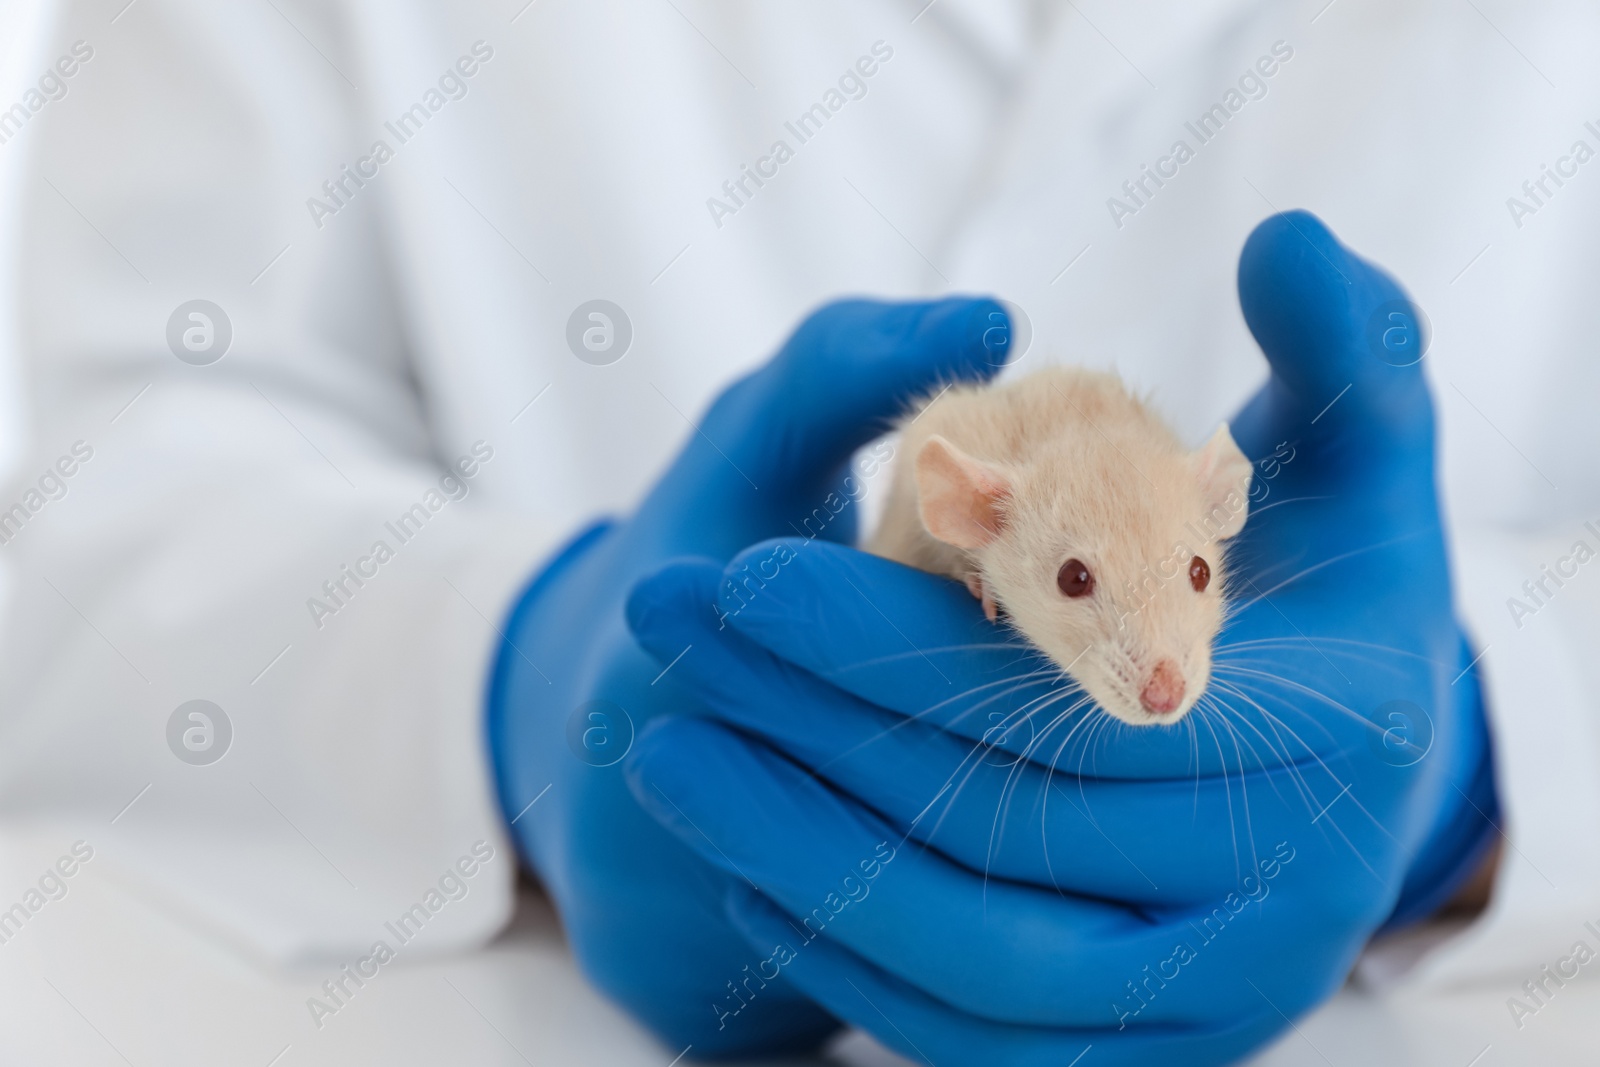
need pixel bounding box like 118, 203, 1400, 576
868, 366, 1254, 726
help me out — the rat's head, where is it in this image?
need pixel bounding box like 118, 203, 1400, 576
914, 424, 1253, 726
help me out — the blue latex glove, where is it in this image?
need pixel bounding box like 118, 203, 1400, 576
623, 212, 1498, 1064
487, 296, 1015, 1055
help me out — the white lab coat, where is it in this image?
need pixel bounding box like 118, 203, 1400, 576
0, 0, 1595, 1004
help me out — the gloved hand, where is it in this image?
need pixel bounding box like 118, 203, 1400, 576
487, 296, 1015, 1055
623, 212, 1497, 1065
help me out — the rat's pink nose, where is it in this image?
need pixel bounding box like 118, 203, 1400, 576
1140, 660, 1185, 715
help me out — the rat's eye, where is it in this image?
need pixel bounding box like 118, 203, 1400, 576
1057, 558, 1094, 598
1189, 556, 1211, 593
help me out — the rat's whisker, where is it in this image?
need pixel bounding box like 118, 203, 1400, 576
1018, 692, 1098, 771
1205, 688, 1313, 826
1244, 701, 1349, 797
1215, 635, 1443, 673
1245, 493, 1335, 517
1187, 713, 1202, 821
1211, 682, 1395, 872
831, 642, 1036, 674
1217, 680, 1407, 853
825, 671, 1067, 775
1216, 635, 1414, 654
950, 678, 1088, 780
911, 668, 1070, 733
1212, 702, 1263, 879
963, 688, 1096, 898
983, 674, 1084, 734
844, 668, 1081, 857
991, 688, 1092, 838
1206, 690, 1273, 771
1211, 671, 1346, 765
1042, 696, 1108, 777
1190, 682, 1333, 862
1228, 545, 1311, 587
1213, 663, 1361, 721
890, 684, 1072, 842
1027, 695, 1103, 826
1218, 649, 1404, 685
1216, 639, 1417, 673
1230, 530, 1430, 612
1209, 690, 1383, 882
1212, 664, 1383, 737
806, 673, 1061, 777
1075, 712, 1119, 817
1034, 697, 1108, 897
918, 688, 1092, 859
917, 666, 1064, 713
1193, 705, 1243, 885
1208, 678, 1315, 781
1220, 544, 1310, 602
916, 733, 1017, 857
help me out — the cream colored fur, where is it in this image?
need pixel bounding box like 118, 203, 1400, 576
867, 366, 1253, 726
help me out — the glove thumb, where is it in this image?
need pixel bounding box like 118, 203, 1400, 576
1231, 211, 1437, 506
640, 297, 1011, 559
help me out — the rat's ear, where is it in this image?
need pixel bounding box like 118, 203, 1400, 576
915, 435, 1013, 549
1192, 424, 1254, 539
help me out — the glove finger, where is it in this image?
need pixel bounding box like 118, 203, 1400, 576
1221, 214, 1458, 695
719, 296, 1011, 487
716, 538, 1364, 777
1231, 211, 1436, 503
716, 537, 1083, 752
625, 715, 1350, 1028
629, 559, 1330, 904
636, 297, 1010, 561
723, 884, 1286, 1067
